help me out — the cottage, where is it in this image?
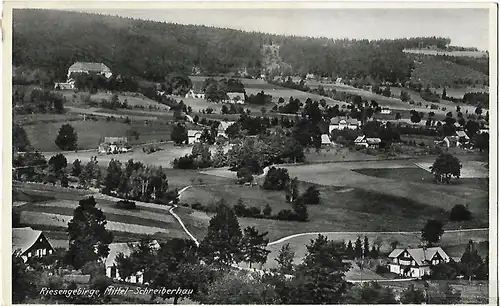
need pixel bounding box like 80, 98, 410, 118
185, 89, 205, 99
188, 130, 202, 144
329, 117, 361, 132
354, 135, 381, 148
12, 227, 55, 262
321, 134, 333, 147
217, 121, 235, 133
68, 62, 112, 79
380, 108, 392, 115
456, 130, 470, 141
54, 79, 75, 90
388, 247, 450, 278
106, 241, 160, 284
98, 137, 130, 154
224, 92, 245, 104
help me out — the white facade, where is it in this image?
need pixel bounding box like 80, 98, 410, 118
185, 90, 205, 99
188, 130, 202, 144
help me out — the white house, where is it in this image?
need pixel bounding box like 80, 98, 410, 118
224, 92, 245, 104
388, 247, 450, 279
354, 135, 381, 148
68, 62, 112, 79
321, 134, 333, 146
329, 117, 361, 132
54, 79, 75, 90
188, 130, 202, 144
380, 108, 392, 115
217, 121, 235, 133
106, 241, 160, 284
12, 227, 55, 262
185, 90, 205, 99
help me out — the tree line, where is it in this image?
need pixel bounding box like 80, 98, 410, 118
14, 9, 478, 85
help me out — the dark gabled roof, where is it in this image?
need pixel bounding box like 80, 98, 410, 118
12, 227, 53, 255
388, 247, 450, 266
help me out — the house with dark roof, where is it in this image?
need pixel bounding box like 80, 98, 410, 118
329, 117, 361, 132
67, 62, 112, 79
388, 247, 450, 278
12, 227, 55, 262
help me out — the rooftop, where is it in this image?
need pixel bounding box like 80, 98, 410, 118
388, 247, 449, 266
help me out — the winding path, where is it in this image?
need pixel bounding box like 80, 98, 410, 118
168, 185, 200, 246
267, 228, 489, 246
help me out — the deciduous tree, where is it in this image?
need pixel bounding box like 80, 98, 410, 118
55, 124, 78, 150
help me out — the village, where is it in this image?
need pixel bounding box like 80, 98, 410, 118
10, 7, 492, 305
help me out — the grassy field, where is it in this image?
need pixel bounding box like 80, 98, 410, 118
13, 182, 190, 244
22, 116, 178, 152
60, 90, 169, 110
45, 143, 232, 170
201, 157, 489, 233
410, 58, 488, 89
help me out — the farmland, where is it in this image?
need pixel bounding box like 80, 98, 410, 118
60, 90, 170, 110
13, 182, 190, 246
22, 117, 176, 152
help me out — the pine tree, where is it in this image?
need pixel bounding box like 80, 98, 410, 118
66, 196, 114, 269
290, 235, 351, 304
200, 200, 242, 267
55, 124, 78, 150
103, 159, 123, 194
275, 243, 295, 275
72, 159, 83, 177
346, 240, 355, 260
363, 236, 370, 258
240, 226, 270, 268
354, 237, 363, 259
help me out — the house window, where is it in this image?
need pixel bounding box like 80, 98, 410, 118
411, 260, 415, 265
27, 252, 32, 257
42, 249, 47, 255
393, 258, 397, 263
49, 249, 53, 254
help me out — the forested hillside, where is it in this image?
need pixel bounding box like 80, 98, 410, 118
13, 9, 487, 85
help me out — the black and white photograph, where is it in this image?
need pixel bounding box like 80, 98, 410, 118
4, 2, 498, 305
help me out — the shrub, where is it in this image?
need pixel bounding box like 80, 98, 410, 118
275, 209, 295, 221
301, 186, 321, 204
375, 265, 390, 274
450, 204, 472, 221
191, 202, 204, 210
262, 167, 290, 190
116, 200, 136, 210
236, 167, 254, 184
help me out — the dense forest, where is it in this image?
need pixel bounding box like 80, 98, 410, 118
13, 9, 487, 85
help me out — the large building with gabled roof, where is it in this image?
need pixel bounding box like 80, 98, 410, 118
67, 62, 112, 79
388, 246, 450, 278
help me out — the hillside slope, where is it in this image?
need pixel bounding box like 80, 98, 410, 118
13, 9, 457, 83
410, 57, 489, 88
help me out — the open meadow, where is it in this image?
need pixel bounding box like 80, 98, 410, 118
12, 181, 190, 248
22, 118, 176, 152
60, 90, 170, 110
